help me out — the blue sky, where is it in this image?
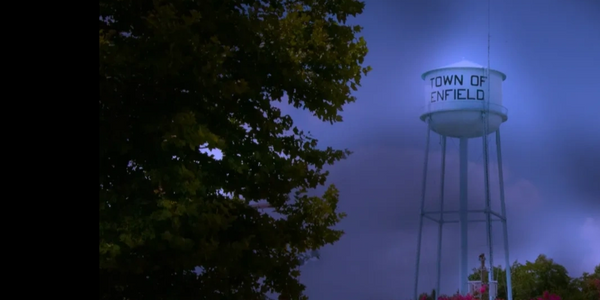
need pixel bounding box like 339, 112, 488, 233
269, 0, 600, 299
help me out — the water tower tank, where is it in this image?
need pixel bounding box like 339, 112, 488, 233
420, 60, 507, 138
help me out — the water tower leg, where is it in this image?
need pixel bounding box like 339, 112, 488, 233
435, 135, 447, 298
496, 129, 513, 300
459, 137, 469, 295
414, 119, 432, 300
482, 128, 494, 300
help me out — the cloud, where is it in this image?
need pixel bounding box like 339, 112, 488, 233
558, 139, 600, 201
505, 179, 541, 211
580, 217, 600, 272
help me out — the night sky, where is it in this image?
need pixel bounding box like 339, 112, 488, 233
273, 0, 600, 299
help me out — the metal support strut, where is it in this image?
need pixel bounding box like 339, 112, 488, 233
496, 129, 513, 300
459, 137, 469, 295
482, 111, 495, 300
435, 135, 447, 298
413, 118, 431, 300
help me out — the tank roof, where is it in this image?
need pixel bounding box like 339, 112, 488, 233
441, 59, 484, 68
421, 59, 507, 80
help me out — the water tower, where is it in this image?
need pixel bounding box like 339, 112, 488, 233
412, 60, 513, 300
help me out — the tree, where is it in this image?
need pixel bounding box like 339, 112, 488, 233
455, 257, 600, 300
571, 264, 600, 300
99, 0, 371, 299
466, 255, 575, 299
512, 255, 573, 298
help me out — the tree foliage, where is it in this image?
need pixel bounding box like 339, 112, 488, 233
99, 0, 371, 299
465, 255, 599, 300
511, 255, 572, 299
571, 264, 600, 300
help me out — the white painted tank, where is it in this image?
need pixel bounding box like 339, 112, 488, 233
420, 60, 507, 138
